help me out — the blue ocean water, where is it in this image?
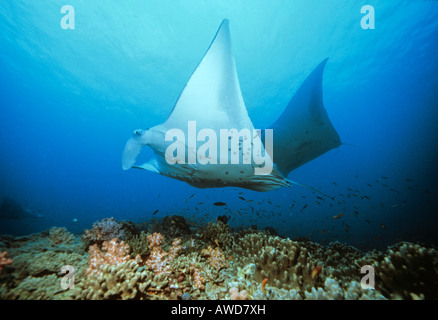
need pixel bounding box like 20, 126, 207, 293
0, 0, 437, 250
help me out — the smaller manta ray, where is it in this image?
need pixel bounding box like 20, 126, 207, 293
0, 197, 44, 220
122, 20, 341, 192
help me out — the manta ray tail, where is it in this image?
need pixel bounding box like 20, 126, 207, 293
269, 58, 341, 178
289, 179, 334, 199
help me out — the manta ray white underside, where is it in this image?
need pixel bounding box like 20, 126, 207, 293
122, 19, 341, 192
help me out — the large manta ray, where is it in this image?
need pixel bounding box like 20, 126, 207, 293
122, 20, 341, 192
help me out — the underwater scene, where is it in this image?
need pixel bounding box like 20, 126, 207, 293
1, 0, 438, 302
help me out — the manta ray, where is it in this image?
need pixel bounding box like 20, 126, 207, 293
0, 196, 43, 220
122, 19, 341, 192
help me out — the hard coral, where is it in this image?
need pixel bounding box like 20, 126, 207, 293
0, 251, 12, 274
48, 227, 75, 245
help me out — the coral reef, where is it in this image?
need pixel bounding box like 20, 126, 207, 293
201, 246, 228, 270
358, 242, 438, 299
229, 287, 248, 300
86, 239, 136, 276
0, 218, 437, 300
0, 251, 12, 274
128, 231, 150, 260
200, 220, 234, 250
160, 215, 191, 238
48, 227, 75, 245
82, 217, 127, 246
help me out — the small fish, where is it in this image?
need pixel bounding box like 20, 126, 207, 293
311, 266, 322, 280
261, 278, 268, 293
152, 209, 159, 215
303, 204, 308, 210
215, 239, 220, 247
314, 201, 321, 205
345, 224, 350, 232
332, 182, 338, 186
228, 255, 233, 261
238, 196, 246, 201
363, 195, 371, 200
405, 178, 412, 182
332, 213, 345, 220
316, 196, 324, 200
365, 219, 371, 224
185, 193, 195, 202
380, 224, 387, 230
381, 176, 388, 179
214, 202, 227, 206
72, 218, 78, 223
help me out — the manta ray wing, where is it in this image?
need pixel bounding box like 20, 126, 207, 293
269, 58, 341, 177
164, 19, 253, 131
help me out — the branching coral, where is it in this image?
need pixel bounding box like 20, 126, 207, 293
0, 251, 12, 274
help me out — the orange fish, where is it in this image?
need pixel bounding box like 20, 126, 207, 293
311, 266, 322, 280
228, 255, 234, 261
215, 239, 220, 247
261, 278, 268, 293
